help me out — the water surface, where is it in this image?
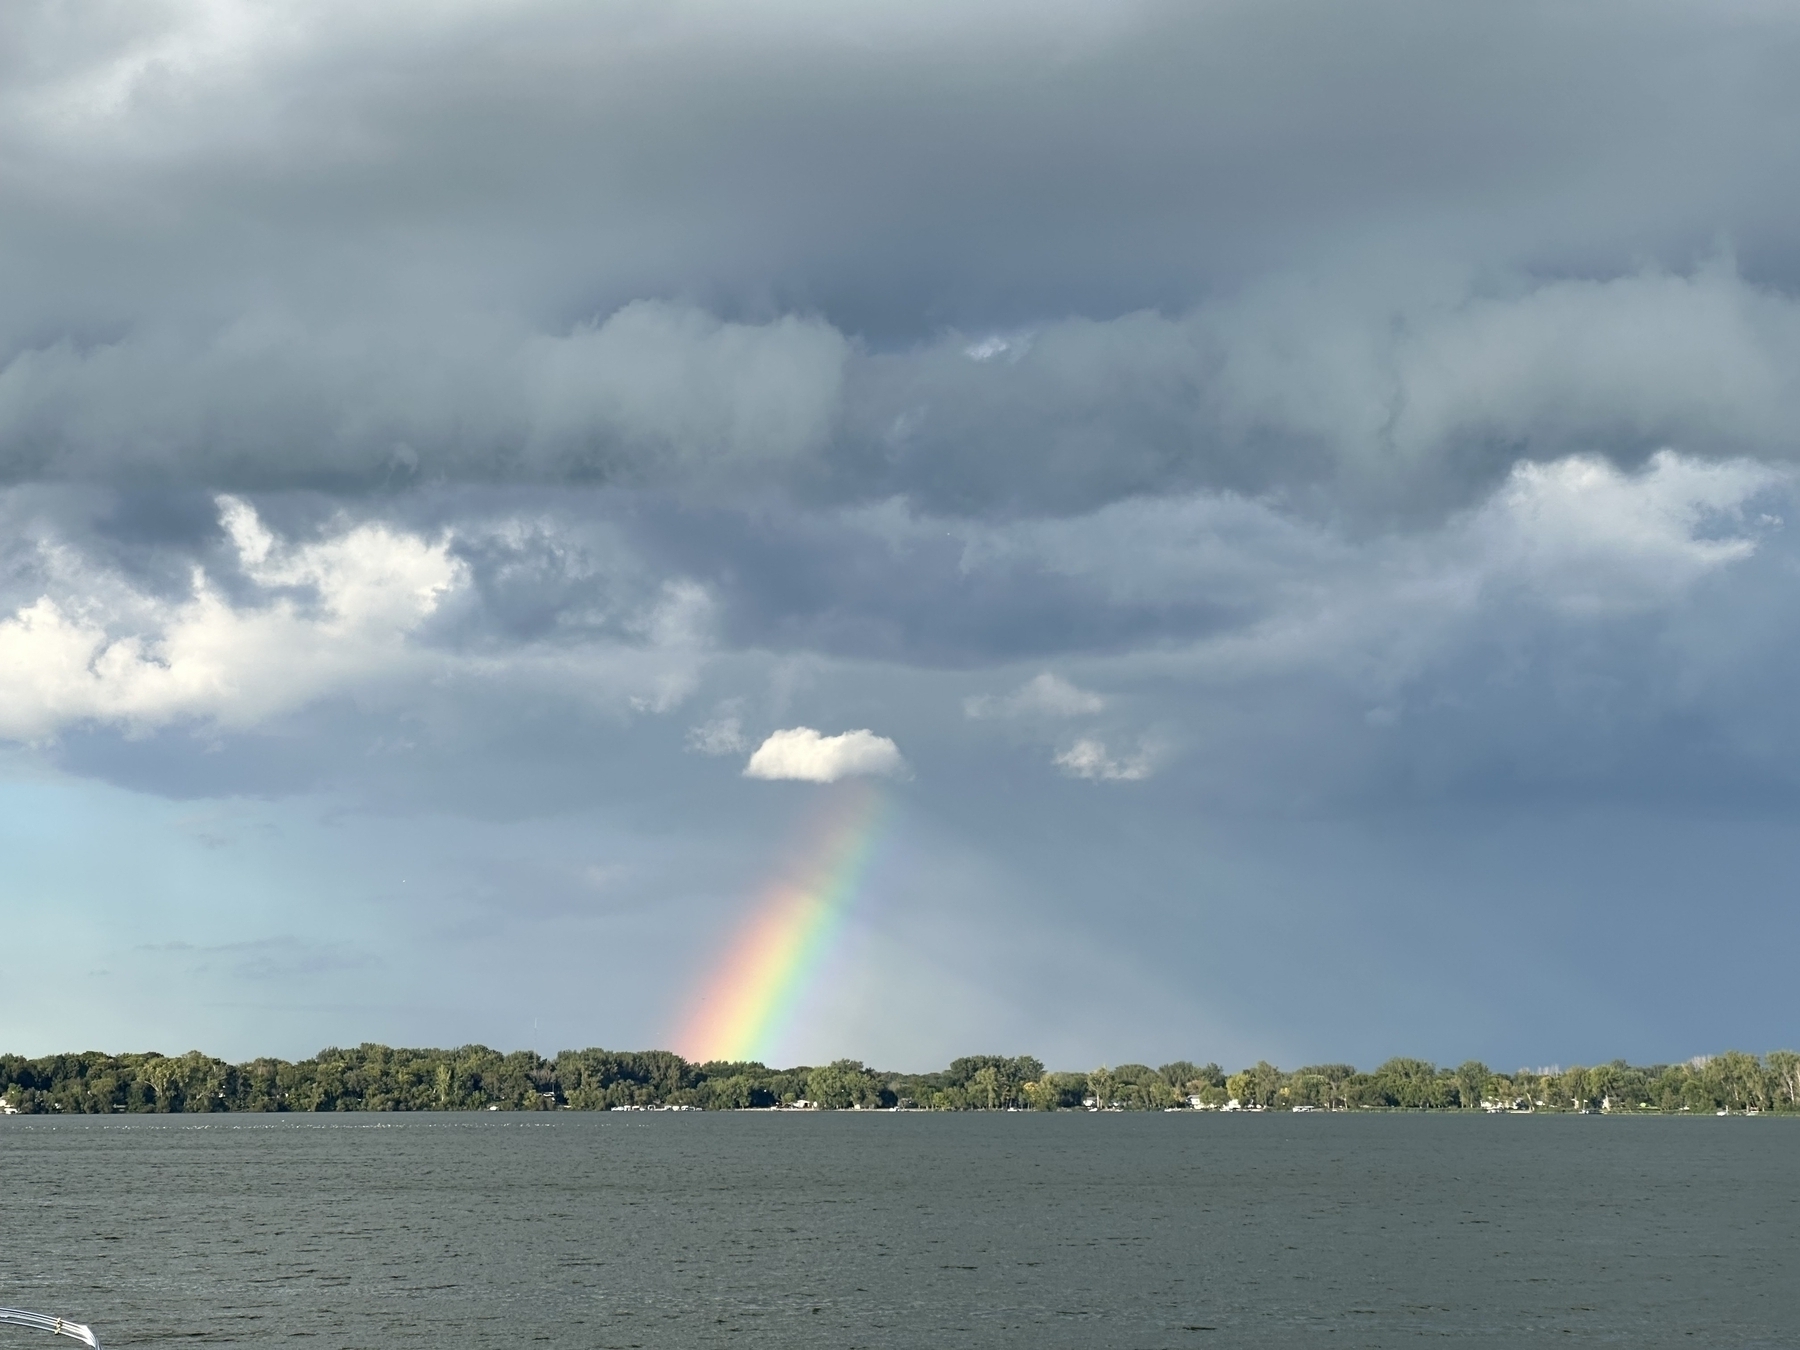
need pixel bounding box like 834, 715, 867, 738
2, 1113, 1795, 1347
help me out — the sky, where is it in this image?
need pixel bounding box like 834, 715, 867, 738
4, 0, 1800, 1072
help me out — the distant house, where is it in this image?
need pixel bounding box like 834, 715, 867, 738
0, 1098, 17, 1115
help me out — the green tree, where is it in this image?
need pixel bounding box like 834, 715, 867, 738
970, 1065, 1000, 1109
946, 1056, 1042, 1108
1296, 1064, 1356, 1111
1704, 1051, 1768, 1111
1157, 1062, 1204, 1092
1451, 1061, 1491, 1110
806, 1060, 885, 1109
1226, 1061, 1284, 1108
1767, 1050, 1800, 1109
1022, 1072, 1088, 1110
1087, 1066, 1116, 1108
1372, 1058, 1443, 1109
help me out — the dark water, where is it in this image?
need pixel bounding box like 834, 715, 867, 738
2, 1113, 1796, 1348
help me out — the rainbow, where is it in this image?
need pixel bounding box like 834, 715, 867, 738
676, 781, 888, 1065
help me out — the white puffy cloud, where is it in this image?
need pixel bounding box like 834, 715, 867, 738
0, 495, 462, 740
1465, 450, 1783, 615
0, 495, 719, 741
742, 727, 907, 782
1054, 738, 1153, 782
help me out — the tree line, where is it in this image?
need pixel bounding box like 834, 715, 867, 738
2, 1045, 1797, 1114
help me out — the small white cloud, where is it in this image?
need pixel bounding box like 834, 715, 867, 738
965, 672, 1106, 719
686, 715, 748, 755
1055, 737, 1153, 782
961, 330, 1034, 364
743, 726, 907, 783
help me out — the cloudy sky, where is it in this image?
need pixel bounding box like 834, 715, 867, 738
5, 0, 1800, 1071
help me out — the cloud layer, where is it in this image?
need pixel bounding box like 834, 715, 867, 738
5, 0, 1800, 1067
5, 3, 1800, 523
9, 266, 1800, 525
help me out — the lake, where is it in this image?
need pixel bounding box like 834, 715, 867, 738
1, 1112, 1795, 1347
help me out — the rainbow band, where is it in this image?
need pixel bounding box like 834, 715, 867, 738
678, 782, 886, 1065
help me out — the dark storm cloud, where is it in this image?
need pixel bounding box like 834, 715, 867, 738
10, 0, 1800, 1066
6, 266, 1800, 520
5, 0, 1800, 514
10, 0, 1799, 321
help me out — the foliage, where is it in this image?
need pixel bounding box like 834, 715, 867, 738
2, 1045, 1797, 1114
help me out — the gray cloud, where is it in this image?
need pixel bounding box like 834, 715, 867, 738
9, 0, 1800, 1065
4, 1, 1800, 518
9, 0, 1800, 320
6, 264, 1800, 524
5, 449, 1785, 799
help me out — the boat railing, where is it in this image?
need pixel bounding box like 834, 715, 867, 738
0, 1308, 100, 1349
